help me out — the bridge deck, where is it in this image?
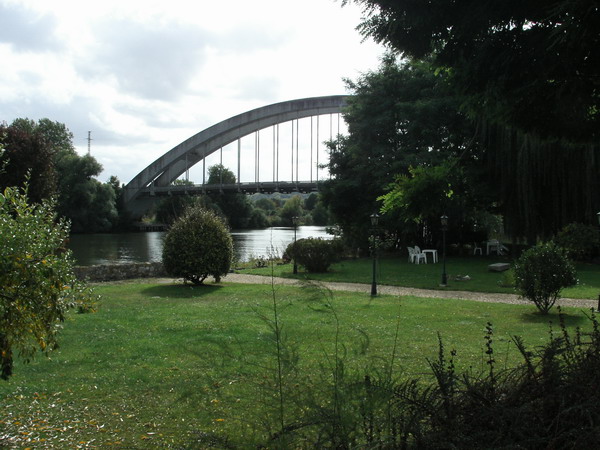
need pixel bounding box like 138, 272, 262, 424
141, 181, 320, 196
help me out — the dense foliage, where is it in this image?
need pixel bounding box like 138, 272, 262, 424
379, 318, 600, 448
348, 0, 600, 143
0, 184, 95, 380
205, 164, 253, 228
153, 169, 330, 230
378, 159, 490, 246
0, 122, 57, 203
342, 1, 600, 241
285, 238, 343, 273
513, 242, 577, 314
0, 118, 119, 232
54, 148, 117, 232
154, 179, 200, 225
155, 179, 331, 230
321, 56, 487, 247
482, 126, 600, 241
162, 206, 233, 285
553, 222, 600, 261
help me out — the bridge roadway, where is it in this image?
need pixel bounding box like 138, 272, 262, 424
142, 180, 319, 196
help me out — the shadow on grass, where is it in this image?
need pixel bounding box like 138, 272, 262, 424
142, 282, 224, 299
519, 310, 589, 326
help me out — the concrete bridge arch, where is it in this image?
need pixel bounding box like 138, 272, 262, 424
123, 95, 348, 217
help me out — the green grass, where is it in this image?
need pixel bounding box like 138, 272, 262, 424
240, 255, 600, 299
0, 280, 596, 447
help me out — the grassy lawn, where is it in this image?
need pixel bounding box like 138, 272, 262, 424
239, 254, 600, 299
0, 280, 595, 447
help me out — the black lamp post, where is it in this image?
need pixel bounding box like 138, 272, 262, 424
292, 216, 299, 274
597, 212, 600, 311
440, 215, 448, 287
370, 213, 379, 296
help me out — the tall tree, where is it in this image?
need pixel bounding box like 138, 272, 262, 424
206, 164, 253, 228
378, 159, 490, 245
2, 118, 119, 232
481, 124, 600, 240
320, 56, 480, 245
54, 147, 117, 232
155, 179, 202, 225
346, 0, 600, 239
0, 121, 57, 203
348, 0, 600, 143
107, 175, 134, 230
279, 195, 305, 226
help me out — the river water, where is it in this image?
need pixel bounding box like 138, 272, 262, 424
68, 226, 332, 266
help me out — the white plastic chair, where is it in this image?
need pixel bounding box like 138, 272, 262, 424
473, 242, 483, 255
407, 246, 415, 262
411, 246, 427, 264
487, 239, 500, 255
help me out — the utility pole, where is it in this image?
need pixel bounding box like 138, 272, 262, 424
87, 131, 92, 155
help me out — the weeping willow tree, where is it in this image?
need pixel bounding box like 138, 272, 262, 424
347, 0, 600, 243
482, 123, 600, 242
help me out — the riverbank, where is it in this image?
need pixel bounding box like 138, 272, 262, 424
74, 261, 166, 281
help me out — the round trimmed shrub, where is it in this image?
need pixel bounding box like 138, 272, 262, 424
286, 238, 343, 273
513, 242, 577, 314
162, 206, 233, 285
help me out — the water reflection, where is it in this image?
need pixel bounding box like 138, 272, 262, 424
231, 226, 332, 262
68, 226, 331, 266
68, 232, 165, 266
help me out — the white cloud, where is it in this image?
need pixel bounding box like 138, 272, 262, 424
0, 0, 384, 184
0, 2, 61, 51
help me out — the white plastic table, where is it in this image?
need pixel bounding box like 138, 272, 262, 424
422, 249, 438, 263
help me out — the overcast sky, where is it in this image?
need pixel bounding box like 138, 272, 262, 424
1, 0, 384, 184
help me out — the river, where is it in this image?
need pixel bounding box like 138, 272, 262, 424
68, 226, 332, 266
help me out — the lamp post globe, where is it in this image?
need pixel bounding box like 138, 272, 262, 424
371, 213, 379, 227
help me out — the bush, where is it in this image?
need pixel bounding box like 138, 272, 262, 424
554, 222, 600, 260
286, 238, 343, 273
0, 184, 96, 380
162, 206, 233, 285
513, 242, 577, 314
497, 268, 515, 288
385, 317, 600, 449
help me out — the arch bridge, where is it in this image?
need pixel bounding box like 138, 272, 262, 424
123, 95, 348, 217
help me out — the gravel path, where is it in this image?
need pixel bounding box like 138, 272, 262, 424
193, 273, 597, 309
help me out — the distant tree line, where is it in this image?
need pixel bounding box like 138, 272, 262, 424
0, 120, 333, 233
0, 119, 122, 233
154, 164, 332, 229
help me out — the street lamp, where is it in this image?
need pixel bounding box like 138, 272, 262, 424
292, 216, 299, 274
370, 213, 379, 296
597, 212, 600, 311
440, 215, 448, 287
